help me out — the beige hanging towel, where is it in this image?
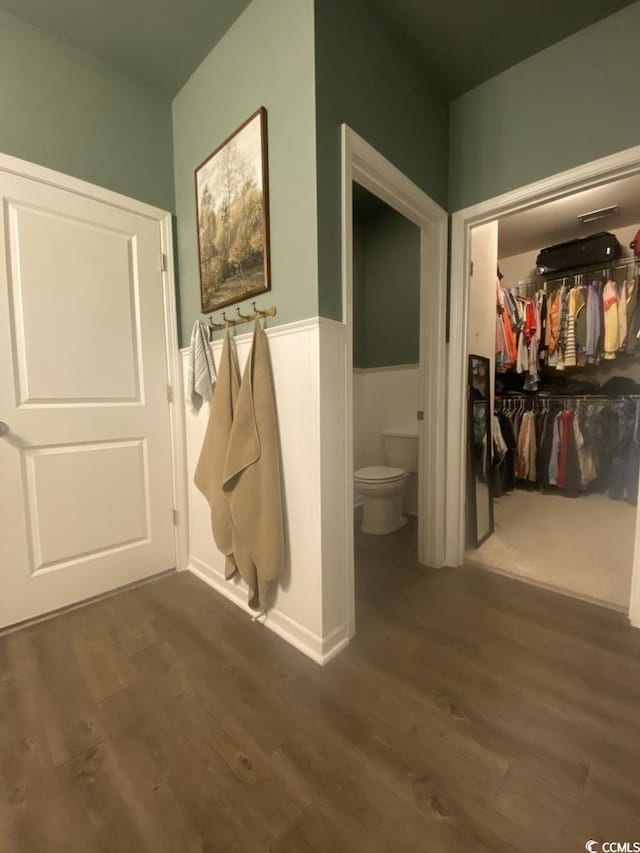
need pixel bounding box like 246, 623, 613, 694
223, 320, 284, 611
194, 328, 240, 578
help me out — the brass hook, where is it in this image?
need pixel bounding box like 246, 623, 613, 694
252, 302, 277, 319
236, 306, 251, 321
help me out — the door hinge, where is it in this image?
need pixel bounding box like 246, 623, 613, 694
417, 410, 424, 421
173, 509, 179, 526
469, 260, 474, 277
167, 385, 174, 403
159, 252, 167, 272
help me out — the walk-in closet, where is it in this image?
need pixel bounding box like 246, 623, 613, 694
466, 173, 640, 610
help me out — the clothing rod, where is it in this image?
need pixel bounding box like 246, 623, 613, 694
542, 257, 639, 280
505, 257, 639, 292
496, 394, 640, 402
208, 302, 277, 331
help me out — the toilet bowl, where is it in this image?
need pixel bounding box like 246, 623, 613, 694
354, 466, 409, 535
354, 429, 418, 535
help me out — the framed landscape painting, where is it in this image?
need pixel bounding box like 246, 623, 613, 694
195, 107, 271, 313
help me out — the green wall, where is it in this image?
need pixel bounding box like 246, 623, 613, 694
353, 207, 420, 368
314, 0, 449, 321
449, 2, 640, 211
353, 215, 367, 367
0, 10, 174, 212
172, 0, 318, 346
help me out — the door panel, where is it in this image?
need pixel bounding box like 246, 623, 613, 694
7, 203, 142, 405
0, 171, 175, 628
24, 439, 149, 572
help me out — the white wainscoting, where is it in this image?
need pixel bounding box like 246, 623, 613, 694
181, 316, 349, 665
319, 319, 350, 641
353, 364, 420, 462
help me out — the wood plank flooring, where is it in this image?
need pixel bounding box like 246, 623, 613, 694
2, 521, 640, 851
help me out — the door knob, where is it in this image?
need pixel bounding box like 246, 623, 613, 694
0, 421, 9, 436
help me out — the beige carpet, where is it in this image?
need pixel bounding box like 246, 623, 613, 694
468, 490, 636, 610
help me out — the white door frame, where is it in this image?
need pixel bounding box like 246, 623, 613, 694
0, 151, 189, 577
341, 125, 448, 635
446, 143, 640, 628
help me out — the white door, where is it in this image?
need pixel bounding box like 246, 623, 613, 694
0, 170, 176, 628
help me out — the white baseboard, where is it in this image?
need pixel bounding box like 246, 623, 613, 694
319, 624, 350, 664
188, 557, 349, 665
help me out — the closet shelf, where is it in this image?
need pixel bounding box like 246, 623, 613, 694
505, 256, 639, 293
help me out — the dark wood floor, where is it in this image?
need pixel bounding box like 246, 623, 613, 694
2, 522, 640, 852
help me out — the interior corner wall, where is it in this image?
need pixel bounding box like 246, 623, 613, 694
353, 207, 421, 368
449, 1, 640, 212
0, 10, 174, 212
172, 0, 340, 662
314, 0, 449, 322
171, 0, 319, 347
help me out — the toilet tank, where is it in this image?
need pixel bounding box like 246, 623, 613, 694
382, 430, 419, 472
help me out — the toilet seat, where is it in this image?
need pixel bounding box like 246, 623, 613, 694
354, 465, 406, 483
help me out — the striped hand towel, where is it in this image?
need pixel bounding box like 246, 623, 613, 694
187, 320, 216, 413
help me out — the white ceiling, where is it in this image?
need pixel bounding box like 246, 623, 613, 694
498, 173, 640, 258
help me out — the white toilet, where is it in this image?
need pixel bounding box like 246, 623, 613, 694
354, 430, 418, 535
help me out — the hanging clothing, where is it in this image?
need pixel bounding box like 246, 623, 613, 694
496, 278, 517, 369
603, 280, 620, 359
560, 411, 581, 498
548, 413, 562, 487
585, 283, 596, 360
557, 286, 570, 368
618, 281, 628, 350
547, 291, 560, 354
538, 292, 548, 355
539, 407, 560, 487
498, 266, 639, 391
575, 287, 588, 361
527, 414, 538, 483
573, 412, 596, 489
626, 275, 640, 353
495, 396, 640, 503
609, 399, 640, 504
497, 412, 517, 491
564, 288, 578, 367
516, 329, 526, 374
516, 411, 532, 480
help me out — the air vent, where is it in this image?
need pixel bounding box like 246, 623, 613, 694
578, 205, 619, 224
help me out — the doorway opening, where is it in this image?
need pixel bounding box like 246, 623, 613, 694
340, 126, 448, 639
448, 151, 640, 622
352, 184, 422, 607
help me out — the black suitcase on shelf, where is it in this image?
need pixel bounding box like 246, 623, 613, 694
536, 232, 620, 275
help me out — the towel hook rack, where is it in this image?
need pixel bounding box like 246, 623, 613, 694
208, 302, 277, 331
